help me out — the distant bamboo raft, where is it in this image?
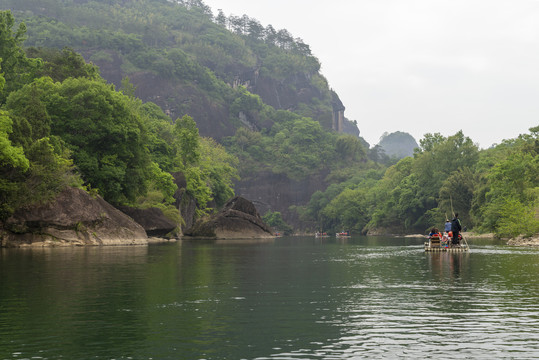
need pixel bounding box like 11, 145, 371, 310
424, 242, 469, 252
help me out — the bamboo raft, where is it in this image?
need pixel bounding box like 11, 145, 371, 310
424, 233, 470, 252
424, 242, 469, 252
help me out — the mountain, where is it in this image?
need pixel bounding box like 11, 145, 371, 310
1, 0, 360, 139
377, 131, 418, 159
0, 0, 370, 230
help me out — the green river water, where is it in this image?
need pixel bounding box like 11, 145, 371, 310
1, 236, 538, 359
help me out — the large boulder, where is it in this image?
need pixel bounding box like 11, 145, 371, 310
171, 172, 198, 232
184, 196, 273, 239
0, 187, 148, 247
117, 206, 177, 237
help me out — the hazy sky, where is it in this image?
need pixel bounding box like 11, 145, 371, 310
203, 0, 539, 148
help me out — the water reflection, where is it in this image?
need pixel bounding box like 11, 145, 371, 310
427, 252, 470, 282
1, 237, 539, 359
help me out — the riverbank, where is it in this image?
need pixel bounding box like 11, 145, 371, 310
507, 235, 539, 246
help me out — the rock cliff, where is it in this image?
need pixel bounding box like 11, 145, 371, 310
234, 170, 329, 231
84, 50, 331, 139
0, 187, 148, 247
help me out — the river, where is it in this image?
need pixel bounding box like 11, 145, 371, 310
1, 236, 538, 359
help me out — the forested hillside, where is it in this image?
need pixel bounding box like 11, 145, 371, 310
0, 0, 372, 229
0, 9, 238, 231
0, 0, 538, 239
1, 0, 357, 138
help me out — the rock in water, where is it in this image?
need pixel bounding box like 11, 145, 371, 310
0, 187, 148, 247
117, 206, 177, 237
184, 196, 273, 239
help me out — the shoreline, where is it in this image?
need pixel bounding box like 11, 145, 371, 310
507, 235, 539, 247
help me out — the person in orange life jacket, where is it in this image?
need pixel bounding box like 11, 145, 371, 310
429, 227, 441, 238
451, 213, 462, 246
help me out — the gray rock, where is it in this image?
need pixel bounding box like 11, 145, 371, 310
184, 196, 273, 239
117, 206, 177, 237
0, 187, 148, 247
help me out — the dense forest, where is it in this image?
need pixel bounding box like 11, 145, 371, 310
0, 0, 538, 239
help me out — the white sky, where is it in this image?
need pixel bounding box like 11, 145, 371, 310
203, 0, 539, 148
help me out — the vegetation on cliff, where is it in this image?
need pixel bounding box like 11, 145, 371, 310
2, 0, 336, 131
0, 9, 238, 225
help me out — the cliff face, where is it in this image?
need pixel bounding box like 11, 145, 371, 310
0, 187, 148, 247
234, 170, 329, 231
240, 70, 324, 111
85, 50, 329, 139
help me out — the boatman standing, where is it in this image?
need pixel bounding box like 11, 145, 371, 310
444, 219, 452, 234
451, 213, 462, 246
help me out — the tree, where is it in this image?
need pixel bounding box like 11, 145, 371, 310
27, 47, 99, 82
9, 76, 159, 205
336, 135, 367, 162
472, 129, 539, 236
264, 24, 277, 44
199, 137, 239, 208
215, 9, 227, 28
0, 109, 28, 172
6, 78, 52, 142
262, 211, 292, 234
438, 167, 475, 227
0, 10, 41, 103
247, 19, 264, 40
174, 115, 201, 168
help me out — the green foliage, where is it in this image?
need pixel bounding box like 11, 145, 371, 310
27, 47, 100, 82
1, 5, 536, 239
0, 109, 29, 171
321, 188, 369, 233
140, 102, 176, 172
199, 137, 239, 208
230, 86, 263, 117
336, 135, 367, 162
49, 77, 155, 203
0, 10, 42, 103
494, 198, 539, 238
471, 129, 539, 237
302, 131, 483, 234
0, 11, 245, 227
262, 211, 292, 235
23, 136, 82, 205
183, 165, 213, 217
0, 108, 29, 220
174, 115, 201, 168
5, 75, 175, 206
438, 167, 475, 226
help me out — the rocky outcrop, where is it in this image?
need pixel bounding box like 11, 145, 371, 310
184, 196, 273, 239
507, 235, 539, 246
171, 171, 199, 232
0, 187, 148, 247
234, 170, 329, 231
117, 206, 177, 237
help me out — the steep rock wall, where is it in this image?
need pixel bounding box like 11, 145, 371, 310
234, 171, 329, 231
84, 50, 330, 139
